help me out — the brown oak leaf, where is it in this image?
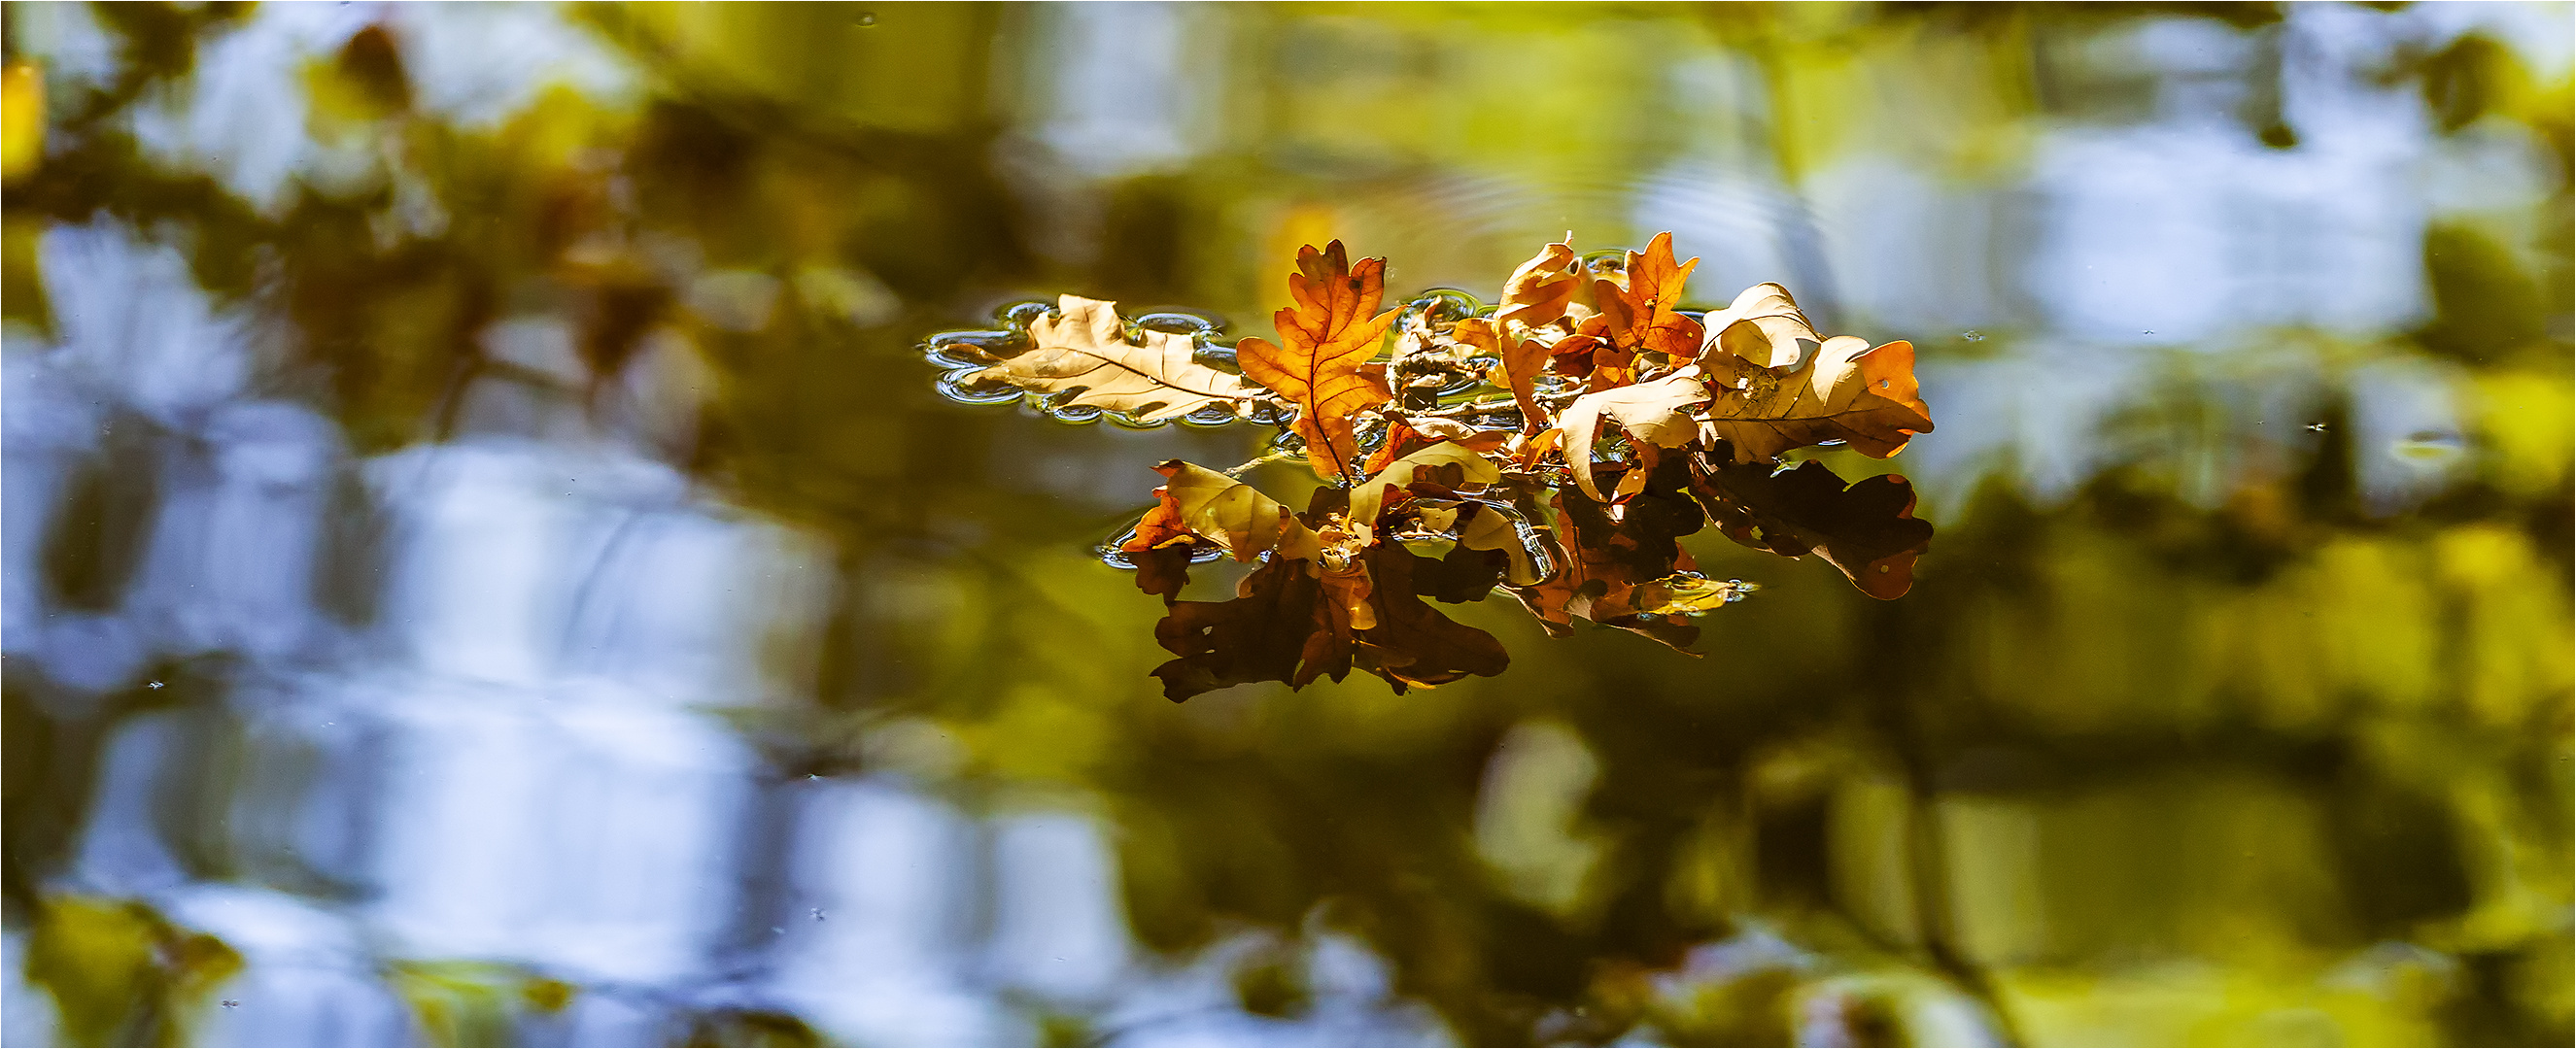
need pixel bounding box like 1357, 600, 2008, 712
1237, 241, 1399, 481
1494, 235, 1583, 332
1686, 447, 1934, 599
971, 295, 1263, 422
1699, 336, 1935, 462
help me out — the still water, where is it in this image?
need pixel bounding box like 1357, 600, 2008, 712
2, 3, 2569, 1046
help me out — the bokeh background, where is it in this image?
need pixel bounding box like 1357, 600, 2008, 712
2, 2, 2569, 1046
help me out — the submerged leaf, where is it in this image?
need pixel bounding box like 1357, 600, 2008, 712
968, 295, 1263, 422
1238, 241, 1400, 481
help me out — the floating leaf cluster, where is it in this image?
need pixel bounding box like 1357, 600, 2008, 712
927, 234, 1936, 700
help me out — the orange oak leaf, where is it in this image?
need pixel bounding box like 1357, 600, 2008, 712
1699, 336, 1935, 462
1124, 486, 1195, 552
1237, 241, 1399, 482
1590, 232, 1704, 357
1361, 418, 1425, 477
970, 295, 1264, 422
1122, 486, 1207, 601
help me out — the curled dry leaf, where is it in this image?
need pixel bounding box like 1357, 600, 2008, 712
1494, 236, 1583, 332
1698, 282, 1821, 369
1237, 241, 1399, 481
1700, 336, 1935, 463
1153, 460, 1321, 562
1557, 367, 1713, 502
970, 295, 1264, 422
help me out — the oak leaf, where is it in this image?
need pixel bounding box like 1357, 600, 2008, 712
1121, 487, 1207, 601
1700, 336, 1934, 462
1494, 236, 1583, 332
1237, 242, 1399, 481
1698, 282, 1821, 368
1153, 460, 1322, 563
971, 295, 1263, 423
1589, 232, 1705, 357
